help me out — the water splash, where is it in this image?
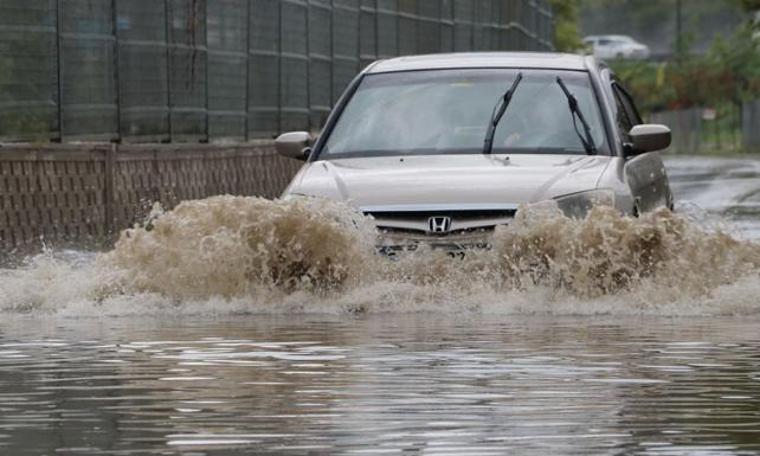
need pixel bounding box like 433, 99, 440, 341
491, 201, 760, 297
100, 196, 378, 298
2, 195, 760, 317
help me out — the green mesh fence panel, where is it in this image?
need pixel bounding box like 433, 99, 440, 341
491, 0, 503, 50
504, 0, 520, 50
331, 1, 358, 104
308, 0, 331, 129
453, 0, 473, 51
59, 0, 117, 141
418, 0, 440, 54
472, 0, 491, 51
537, 0, 552, 48
519, 0, 532, 50
0, 0, 553, 142
440, 0, 453, 52
280, 0, 307, 132
397, 0, 416, 56
359, 1, 377, 69
523, 0, 536, 51
116, 0, 169, 141
0, 0, 57, 141
207, 0, 247, 140
167, 0, 207, 141
249, 0, 279, 138
376, 0, 398, 58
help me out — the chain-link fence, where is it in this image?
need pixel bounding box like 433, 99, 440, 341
0, 0, 554, 143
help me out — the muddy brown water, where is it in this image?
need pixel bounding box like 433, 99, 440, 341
1, 156, 760, 455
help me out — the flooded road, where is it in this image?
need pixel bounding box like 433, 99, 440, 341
667, 155, 760, 239
2, 316, 760, 455
1, 155, 760, 455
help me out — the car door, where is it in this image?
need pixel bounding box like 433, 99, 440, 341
611, 81, 672, 213
596, 38, 613, 59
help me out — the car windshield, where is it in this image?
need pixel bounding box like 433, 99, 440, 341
321, 69, 608, 158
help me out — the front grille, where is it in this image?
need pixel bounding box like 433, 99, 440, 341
364, 208, 516, 236
367, 209, 516, 220
378, 225, 495, 236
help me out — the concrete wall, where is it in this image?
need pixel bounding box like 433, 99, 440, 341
0, 142, 302, 255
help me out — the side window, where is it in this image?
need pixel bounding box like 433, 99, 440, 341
611, 85, 633, 138
611, 81, 641, 140
615, 82, 643, 124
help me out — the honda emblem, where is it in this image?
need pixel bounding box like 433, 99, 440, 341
428, 216, 451, 233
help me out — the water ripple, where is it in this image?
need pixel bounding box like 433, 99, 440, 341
0, 316, 758, 455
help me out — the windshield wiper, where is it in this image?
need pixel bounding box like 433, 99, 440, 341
483, 72, 523, 154
556, 76, 596, 155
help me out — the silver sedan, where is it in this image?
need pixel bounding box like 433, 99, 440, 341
275, 52, 673, 251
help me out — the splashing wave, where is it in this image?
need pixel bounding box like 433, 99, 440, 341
2, 196, 760, 317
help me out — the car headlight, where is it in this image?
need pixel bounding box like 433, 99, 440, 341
554, 189, 615, 219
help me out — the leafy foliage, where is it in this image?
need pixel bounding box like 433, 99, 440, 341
612, 24, 760, 113
549, 0, 584, 52
738, 0, 760, 11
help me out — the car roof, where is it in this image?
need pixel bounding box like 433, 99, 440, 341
588, 34, 634, 41
366, 52, 592, 74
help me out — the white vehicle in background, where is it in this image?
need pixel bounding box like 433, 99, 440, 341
584, 35, 650, 60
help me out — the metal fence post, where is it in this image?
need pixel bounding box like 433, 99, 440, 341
244, 0, 251, 142
55, 0, 64, 142
204, 0, 210, 143
393, 0, 400, 57
306, 0, 311, 133
164, 0, 173, 142
104, 143, 116, 235
357, 1, 362, 70
277, 0, 282, 136
374, 0, 380, 59
330, 0, 335, 107
111, 0, 122, 142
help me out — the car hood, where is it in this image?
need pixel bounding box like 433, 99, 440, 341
284, 154, 611, 209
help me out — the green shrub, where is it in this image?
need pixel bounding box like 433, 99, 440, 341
611, 23, 760, 114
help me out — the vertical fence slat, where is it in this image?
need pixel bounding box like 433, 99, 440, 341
104, 144, 115, 234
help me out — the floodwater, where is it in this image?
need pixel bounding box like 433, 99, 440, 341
666, 156, 760, 239
1, 155, 760, 455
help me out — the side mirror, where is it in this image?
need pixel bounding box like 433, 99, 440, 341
275, 131, 312, 161
627, 124, 671, 155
